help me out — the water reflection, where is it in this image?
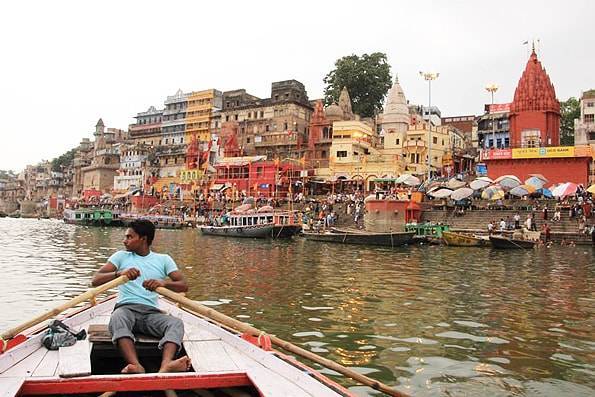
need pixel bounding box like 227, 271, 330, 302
0, 218, 593, 396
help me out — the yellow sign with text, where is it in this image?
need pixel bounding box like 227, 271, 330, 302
512, 146, 575, 159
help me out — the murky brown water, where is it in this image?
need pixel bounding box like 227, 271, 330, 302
0, 218, 593, 396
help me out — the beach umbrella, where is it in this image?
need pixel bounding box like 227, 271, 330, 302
551, 182, 578, 198
402, 175, 421, 186
537, 188, 553, 198
529, 174, 548, 183
447, 178, 466, 189
450, 187, 474, 201
509, 184, 537, 197
494, 175, 521, 190
470, 178, 492, 190
395, 174, 414, 184
586, 184, 595, 194
428, 187, 453, 198
481, 185, 505, 200
525, 176, 547, 189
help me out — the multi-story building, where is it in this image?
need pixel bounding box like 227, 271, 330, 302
114, 143, 151, 192
129, 106, 163, 147
162, 89, 188, 147
477, 104, 510, 149
218, 80, 313, 161
72, 138, 93, 197
185, 89, 222, 144
441, 115, 478, 148
575, 89, 595, 145
81, 119, 121, 194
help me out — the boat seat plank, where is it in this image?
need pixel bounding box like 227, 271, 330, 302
58, 339, 91, 378
183, 324, 220, 342
0, 377, 25, 397
184, 340, 241, 372
32, 349, 59, 377
87, 324, 159, 344
0, 347, 47, 377
247, 366, 314, 396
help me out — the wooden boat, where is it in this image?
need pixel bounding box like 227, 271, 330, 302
200, 211, 301, 239
303, 228, 415, 247
442, 231, 489, 247
489, 235, 537, 249
120, 214, 185, 229
63, 208, 123, 226
0, 300, 352, 396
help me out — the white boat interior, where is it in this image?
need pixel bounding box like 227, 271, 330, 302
0, 296, 345, 397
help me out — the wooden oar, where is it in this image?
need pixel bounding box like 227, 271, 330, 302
1, 275, 129, 341
156, 287, 410, 397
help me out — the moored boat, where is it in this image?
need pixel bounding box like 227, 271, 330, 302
0, 282, 361, 396
489, 235, 537, 249
303, 228, 415, 247
120, 213, 185, 229
200, 211, 301, 239
442, 231, 489, 247
63, 208, 123, 226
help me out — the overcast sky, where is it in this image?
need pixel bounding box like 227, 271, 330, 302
1, 0, 593, 171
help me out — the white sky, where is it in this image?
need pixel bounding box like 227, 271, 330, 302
1, 0, 593, 171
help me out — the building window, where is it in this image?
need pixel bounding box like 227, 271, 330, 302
260, 111, 264, 118
246, 137, 251, 143
337, 150, 347, 158
585, 114, 595, 123
225, 115, 229, 122
433, 137, 438, 144
265, 125, 270, 132
284, 122, 288, 130
234, 114, 238, 121
396, 138, 400, 145
587, 102, 594, 107
321, 150, 327, 158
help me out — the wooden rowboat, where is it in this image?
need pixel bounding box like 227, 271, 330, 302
303, 229, 415, 247
489, 235, 537, 249
0, 294, 353, 396
442, 231, 489, 247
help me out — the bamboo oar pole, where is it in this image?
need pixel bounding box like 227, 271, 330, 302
156, 287, 409, 397
1, 275, 129, 341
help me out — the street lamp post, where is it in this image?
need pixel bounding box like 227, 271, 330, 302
485, 84, 499, 149
419, 71, 439, 181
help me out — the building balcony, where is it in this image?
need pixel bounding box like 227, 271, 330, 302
403, 140, 426, 148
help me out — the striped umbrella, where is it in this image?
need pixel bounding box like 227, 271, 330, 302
525, 176, 547, 189
509, 184, 537, 197
551, 182, 578, 198
481, 185, 505, 200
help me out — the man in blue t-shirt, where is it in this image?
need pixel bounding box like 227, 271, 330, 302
92, 220, 190, 374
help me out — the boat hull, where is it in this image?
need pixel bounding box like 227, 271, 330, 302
303, 230, 415, 247
271, 224, 302, 238
442, 231, 488, 247
199, 224, 275, 238
489, 235, 536, 249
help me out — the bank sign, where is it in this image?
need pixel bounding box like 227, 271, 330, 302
512, 146, 574, 159
482, 146, 577, 160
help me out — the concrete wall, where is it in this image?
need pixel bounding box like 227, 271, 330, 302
485, 157, 591, 185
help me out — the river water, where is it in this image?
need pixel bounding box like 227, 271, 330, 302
0, 218, 593, 396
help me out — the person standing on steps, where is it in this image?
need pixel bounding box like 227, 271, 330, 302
92, 219, 190, 374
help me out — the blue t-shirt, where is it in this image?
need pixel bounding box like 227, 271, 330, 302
108, 250, 178, 308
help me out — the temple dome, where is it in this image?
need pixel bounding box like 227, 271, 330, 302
510, 50, 560, 114
325, 103, 344, 122
382, 76, 410, 132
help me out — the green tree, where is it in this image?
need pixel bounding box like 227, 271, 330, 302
323, 52, 392, 118
51, 148, 76, 172
560, 97, 580, 146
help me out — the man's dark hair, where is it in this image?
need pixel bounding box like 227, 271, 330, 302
130, 220, 156, 246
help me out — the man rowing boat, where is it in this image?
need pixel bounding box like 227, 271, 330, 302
92, 219, 190, 374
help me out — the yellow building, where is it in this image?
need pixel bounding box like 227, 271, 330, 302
185, 89, 222, 143
329, 120, 401, 190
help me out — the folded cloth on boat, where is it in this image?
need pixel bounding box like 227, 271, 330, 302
42, 320, 87, 350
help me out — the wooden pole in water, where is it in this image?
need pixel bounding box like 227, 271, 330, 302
0, 275, 129, 340
156, 287, 410, 397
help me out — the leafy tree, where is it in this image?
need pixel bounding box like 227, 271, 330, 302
51, 148, 76, 172
560, 97, 580, 146
323, 52, 392, 118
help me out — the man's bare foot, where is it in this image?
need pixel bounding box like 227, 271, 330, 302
121, 363, 145, 374
159, 356, 192, 373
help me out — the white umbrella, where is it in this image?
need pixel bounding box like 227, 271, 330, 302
470, 178, 492, 190
402, 175, 421, 186
450, 187, 474, 201
396, 174, 414, 184
447, 178, 466, 189
428, 187, 453, 198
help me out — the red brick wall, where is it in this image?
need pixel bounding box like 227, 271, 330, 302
509, 110, 560, 147
485, 157, 590, 185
